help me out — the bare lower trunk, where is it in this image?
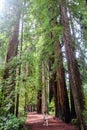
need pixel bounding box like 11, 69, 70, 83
52, 73, 59, 117
42, 61, 47, 113
69, 78, 76, 119
49, 58, 54, 103
49, 57, 59, 117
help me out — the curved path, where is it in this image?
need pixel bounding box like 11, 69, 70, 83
26, 112, 77, 130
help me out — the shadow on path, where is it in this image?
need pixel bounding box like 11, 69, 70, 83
26, 112, 77, 130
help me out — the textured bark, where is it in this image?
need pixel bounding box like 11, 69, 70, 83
42, 61, 47, 113
69, 75, 76, 119
54, 41, 71, 123
70, 85, 76, 119
51, 17, 70, 122
58, 0, 85, 129
52, 73, 59, 117
49, 59, 54, 103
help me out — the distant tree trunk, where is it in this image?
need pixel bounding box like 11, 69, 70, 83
24, 63, 29, 112
58, 0, 85, 129
42, 61, 47, 113
49, 78, 54, 102
49, 58, 54, 103
54, 41, 71, 123
37, 90, 42, 114
24, 81, 27, 112
52, 73, 59, 117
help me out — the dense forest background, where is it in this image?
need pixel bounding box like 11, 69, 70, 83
0, 0, 87, 130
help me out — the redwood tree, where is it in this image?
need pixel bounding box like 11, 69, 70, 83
58, 0, 85, 129
54, 40, 71, 123
3, 0, 21, 114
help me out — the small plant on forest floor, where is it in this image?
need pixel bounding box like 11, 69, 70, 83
82, 110, 87, 126
48, 99, 55, 115
71, 118, 78, 125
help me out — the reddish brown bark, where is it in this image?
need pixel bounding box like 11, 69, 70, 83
54, 41, 71, 123
42, 61, 47, 113
52, 73, 59, 117
49, 59, 54, 103
58, 0, 85, 129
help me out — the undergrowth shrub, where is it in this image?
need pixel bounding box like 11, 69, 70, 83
48, 99, 55, 115
0, 114, 27, 130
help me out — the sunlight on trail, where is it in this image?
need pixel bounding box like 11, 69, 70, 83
26, 112, 77, 130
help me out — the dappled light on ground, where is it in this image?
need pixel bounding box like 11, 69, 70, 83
26, 112, 77, 130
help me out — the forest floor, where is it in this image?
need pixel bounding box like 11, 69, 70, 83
26, 112, 77, 130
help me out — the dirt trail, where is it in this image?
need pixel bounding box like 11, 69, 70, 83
26, 112, 77, 130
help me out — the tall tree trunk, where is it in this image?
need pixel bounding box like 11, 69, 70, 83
52, 73, 59, 117
58, 0, 85, 129
16, 10, 24, 117
24, 63, 29, 112
42, 61, 47, 113
3, 7, 20, 114
48, 31, 59, 116
51, 18, 70, 122
49, 56, 59, 117
69, 73, 76, 119
70, 84, 76, 119
49, 58, 54, 103
54, 41, 71, 123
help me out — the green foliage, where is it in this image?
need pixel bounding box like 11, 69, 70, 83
82, 110, 87, 125
71, 118, 78, 125
48, 99, 55, 115
0, 114, 27, 130
82, 86, 87, 125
